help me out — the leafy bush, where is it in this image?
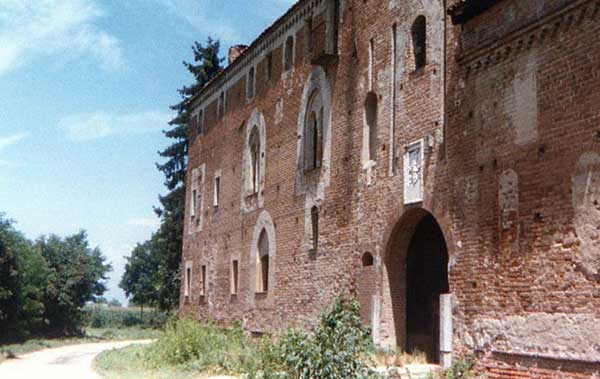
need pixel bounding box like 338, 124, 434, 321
279, 296, 377, 379
82, 305, 169, 329
442, 357, 475, 379
142, 296, 378, 379
145, 318, 259, 373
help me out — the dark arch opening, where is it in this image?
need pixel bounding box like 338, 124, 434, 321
385, 209, 449, 363
361, 252, 374, 267
411, 15, 427, 70
406, 213, 449, 362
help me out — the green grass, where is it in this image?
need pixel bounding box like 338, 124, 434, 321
94, 344, 226, 379
0, 327, 162, 364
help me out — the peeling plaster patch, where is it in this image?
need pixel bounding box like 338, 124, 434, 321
274, 98, 284, 125
499, 169, 519, 229
377, 68, 390, 93
466, 313, 600, 361
454, 175, 479, 204
504, 49, 538, 146
572, 152, 600, 278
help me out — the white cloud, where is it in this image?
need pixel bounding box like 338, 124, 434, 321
58, 110, 171, 141
0, 133, 28, 152
0, 133, 28, 166
0, 0, 124, 76
127, 217, 161, 229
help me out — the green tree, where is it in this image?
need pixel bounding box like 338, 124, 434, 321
131, 37, 223, 311
37, 231, 111, 334
120, 240, 159, 312
0, 215, 49, 341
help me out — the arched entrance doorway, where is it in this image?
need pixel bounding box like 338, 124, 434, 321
384, 209, 449, 363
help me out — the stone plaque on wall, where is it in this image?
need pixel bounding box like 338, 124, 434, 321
404, 139, 424, 204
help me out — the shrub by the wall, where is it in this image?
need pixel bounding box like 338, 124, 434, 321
279, 296, 377, 379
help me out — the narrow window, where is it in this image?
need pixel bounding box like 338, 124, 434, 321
412, 16, 427, 70
368, 38, 374, 91
257, 229, 269, 293
284, 36, 294, 71
231, 260, 239, 295
247, 67, 255, 99
304, 90, 323, 172
196, 172, 203, 226
311, 206, 319, 251
390, 24, 398, 174
200, 265, 207, 296
191, 189, 197, 218
362, 252, 374, 267
213, 176, 221, 207
306, 18, 313, 53
249, 126, 260, 194
365, 92, 378, 161
218, 91, 225, 119
185, 265, 192, 297
198, 109, 204, 134
265, 53, 273, 81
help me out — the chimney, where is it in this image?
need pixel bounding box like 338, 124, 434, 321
228, 45, 248, 65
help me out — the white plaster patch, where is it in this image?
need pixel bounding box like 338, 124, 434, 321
572, 152, 600, 278
504, 49, 538, 146
466, 313, 600, 361
274, 98, 284, 125
454, 175, 479, 204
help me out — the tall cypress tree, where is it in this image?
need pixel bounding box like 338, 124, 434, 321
152, 38, 224, 310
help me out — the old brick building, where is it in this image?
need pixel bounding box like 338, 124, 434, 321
180, 0, 600, 376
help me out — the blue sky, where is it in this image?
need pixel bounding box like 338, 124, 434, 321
0, 0, 296, 304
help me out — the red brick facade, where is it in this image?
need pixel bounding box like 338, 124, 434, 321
181, 0, 600, 376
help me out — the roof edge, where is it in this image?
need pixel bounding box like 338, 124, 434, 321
189, 0, 305, 109
448, 0, 504, 25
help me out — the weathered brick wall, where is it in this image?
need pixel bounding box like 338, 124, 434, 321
181, 0, 600, 376
448, 0, 600, 376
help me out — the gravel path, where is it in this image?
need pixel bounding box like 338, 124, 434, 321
0, 340, 152, 379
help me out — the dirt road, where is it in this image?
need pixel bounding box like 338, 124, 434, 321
0, 340, 152, 379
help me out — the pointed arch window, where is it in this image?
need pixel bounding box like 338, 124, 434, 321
304, 90, 324, 172
256, 229, 269, 293
249, 126, 261, 194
